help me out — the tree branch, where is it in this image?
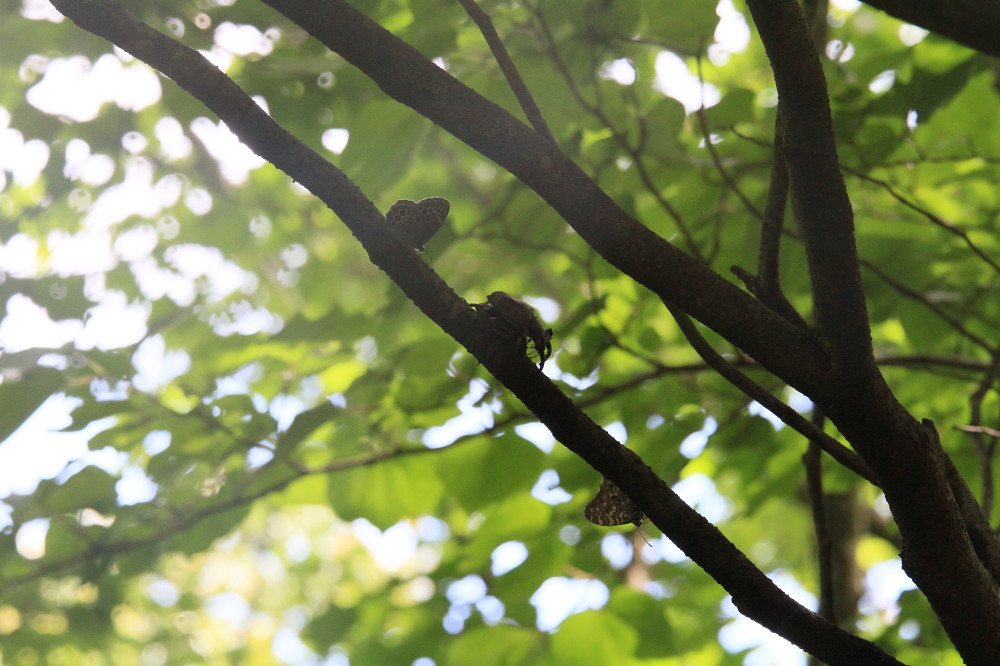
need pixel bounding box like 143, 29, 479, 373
738, 110, 812, 331
845, 167, 1000, 277
257, 0, 834, 399
666, 301, 876, 484
861, 0, 1000, 58
861, 259, 994, 353
758, 112, 788, 294
457, 0, 554, 141
745, 0, 872, 375
49, 1, 904, 662
746, 1, 1000, 661
804, 435, 838, 628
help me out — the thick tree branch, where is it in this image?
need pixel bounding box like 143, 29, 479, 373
924, 418, 1000, 585
862, 0, 1000, 58
48, 1, 907, 662
744, 0, 871, 375
746, 1, 1000, 661
258, 0, 835, 399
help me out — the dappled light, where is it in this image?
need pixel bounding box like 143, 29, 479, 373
1, 0, 999, 664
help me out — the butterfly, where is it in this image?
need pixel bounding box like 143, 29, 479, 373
385, 197, 450, 251
584, 478, 645, 528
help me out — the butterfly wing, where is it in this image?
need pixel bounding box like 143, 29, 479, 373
385, 197, 449, 251
386, 199, 416, 228
585, 478, 644, 528
413, 197, 449, 250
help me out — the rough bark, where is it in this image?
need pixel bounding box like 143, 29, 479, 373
863, 0, 1000, 58
49, 0, 1000, 662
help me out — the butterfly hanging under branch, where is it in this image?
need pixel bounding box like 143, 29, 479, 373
385, 197, 450, 251
585, 477, 645, 528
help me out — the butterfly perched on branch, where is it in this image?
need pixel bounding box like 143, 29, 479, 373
385, 197, 450, 251
584, 478, 645, 528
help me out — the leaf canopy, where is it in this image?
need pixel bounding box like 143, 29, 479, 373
1, 0, 998, 664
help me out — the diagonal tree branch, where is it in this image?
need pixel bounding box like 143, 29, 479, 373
49, 1, 904, 663
457, 0, 554, 141
846, 167, 1000, 277
665, 301, 876, 484
861, 259, 994, 353
861, 0, 1000, 58
257, 0, 834, 399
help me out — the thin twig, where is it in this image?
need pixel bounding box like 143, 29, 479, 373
860, 259, 994, 353
963, 354, 1000, 520
758, 110, 788, 293
665, 301, 877, 484
844, 167, 1000, 277
457, 0, 555, 142
957, 424, 1000, 439
737, 109, 811, 329
803, 417, 837, 629
693, 56, 763, 221
524, 0, 704, 260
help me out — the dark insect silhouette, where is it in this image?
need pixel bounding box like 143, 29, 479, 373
385, 197, 450, 251
585, 478, 644, 528
472, 291, 553, 369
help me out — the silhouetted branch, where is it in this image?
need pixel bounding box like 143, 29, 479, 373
457, 0, 554, 141
666, 301, 876, 484
50, 2, 904, 662
860, 0, 1000, 58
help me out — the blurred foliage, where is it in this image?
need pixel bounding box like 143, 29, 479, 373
0, 0, 997, 664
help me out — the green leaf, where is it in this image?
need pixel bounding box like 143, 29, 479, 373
279, 401, 342, 451
644, 98, 686, 157
874, 55, 985, 122
606, 588, 676, 657
61, 399, 134, 432
303, 603, 359, 652
549, 611, 639, 665
0, 275, 91, 321
436, 434, 546, 511
44, 519, 94, 563
644, 0, 719, 53
43, 466, 119, 514
327, 454, 445, 528
446, 625, 538, 666
706, 88, 756, 128
0, 367, 64, 444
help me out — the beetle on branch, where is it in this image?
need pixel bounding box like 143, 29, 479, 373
473, 291, 553, 370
